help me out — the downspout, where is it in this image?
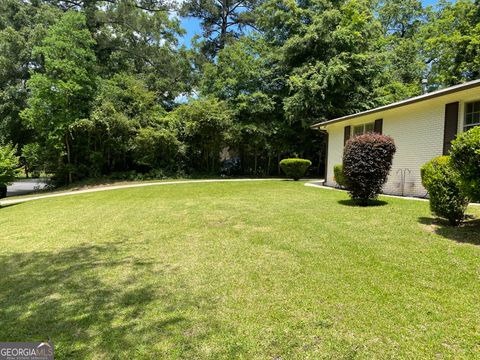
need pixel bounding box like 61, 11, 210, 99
320, 129, 328, 183
314, 126, 328, 183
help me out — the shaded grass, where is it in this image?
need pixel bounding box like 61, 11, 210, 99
0, 181, 479, 359
337, 198, 389, 207
418, 216, 480, 246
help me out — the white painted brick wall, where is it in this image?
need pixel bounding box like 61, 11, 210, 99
324, 87, 480, 197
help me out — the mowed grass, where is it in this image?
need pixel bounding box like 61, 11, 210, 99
0, 181, 479, 359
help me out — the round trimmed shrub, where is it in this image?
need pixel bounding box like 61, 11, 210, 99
279, 158, 311, 180
343, 133, 396, 205
333, 164, 347, 188
450, 126, 480, 202
421, 156, 468, 226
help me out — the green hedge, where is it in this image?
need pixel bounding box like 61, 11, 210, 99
333, 164, 347, 188
279, 158, 311, 180
421, 156, 468, 226
450, 126, 480, 202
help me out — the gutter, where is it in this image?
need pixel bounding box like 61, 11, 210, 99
310, 79, 480, 129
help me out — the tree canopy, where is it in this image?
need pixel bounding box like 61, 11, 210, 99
1, 0, 479, 184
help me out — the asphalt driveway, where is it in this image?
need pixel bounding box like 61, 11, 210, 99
6, 179, 48, 197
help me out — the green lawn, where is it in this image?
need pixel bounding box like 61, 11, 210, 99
1, 181, 479, 359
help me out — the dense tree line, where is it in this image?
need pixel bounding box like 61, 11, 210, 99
0, 0, 479, 184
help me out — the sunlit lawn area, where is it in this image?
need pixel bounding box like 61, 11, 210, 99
0, 181, 479, 359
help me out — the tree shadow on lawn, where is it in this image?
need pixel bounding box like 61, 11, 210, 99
418, 216, 480, 245
337, 199, 388, 207
0, 241, 218, 358
0, 203, 22, 210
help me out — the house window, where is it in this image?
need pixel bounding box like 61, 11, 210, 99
465, 101, 480, 130
352, 122, 375, 136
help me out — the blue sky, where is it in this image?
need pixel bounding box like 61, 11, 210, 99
178, 16, 200, 47
178, 0, 443, 47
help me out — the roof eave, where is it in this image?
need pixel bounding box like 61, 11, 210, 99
310, 79, 480, 129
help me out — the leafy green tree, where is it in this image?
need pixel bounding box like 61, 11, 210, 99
172, 97, 234, 173
259, 0, 386, 125
374, 0, 427, 101
44, 0, 192, 107
202, 37, 281, 173
94, 0, 192, 107
132, 127, 185, 170
21, 143, 44, 178
84, 73, 171, 174
201, 32, 327, 175
378, 0, 425, 38
21, 11, 97, 184
420, 0, 480, 86
0, 1, 60, 146
182, 0, 259, 57
0, 143, 19, 197
2, 0, 479, 184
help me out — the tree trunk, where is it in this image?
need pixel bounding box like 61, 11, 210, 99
277, 153, 281, 175
204, 146, 209, 173
317, 150, 322, 175
267, 154, 271, 176
65, 133, 73, 184
240, 146, 245, 174
219, 0, 228, 50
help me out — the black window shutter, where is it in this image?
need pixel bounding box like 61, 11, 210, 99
443, 102, 459, 155
374, 119, 383, 134
344, 126, 351, 145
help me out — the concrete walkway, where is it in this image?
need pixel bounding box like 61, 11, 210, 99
305, 181, 480, 206
304, 181, 428, 202
0, 178, 287, 206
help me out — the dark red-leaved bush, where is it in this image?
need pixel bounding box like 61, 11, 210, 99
343, 133, 396, 205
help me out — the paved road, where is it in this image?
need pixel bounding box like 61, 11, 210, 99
6, 179, 48, 197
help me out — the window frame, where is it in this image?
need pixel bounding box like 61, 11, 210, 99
351, 122, 375, 137
464, 100, 480, 131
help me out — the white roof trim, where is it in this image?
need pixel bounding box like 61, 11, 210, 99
311, 79, 480, 129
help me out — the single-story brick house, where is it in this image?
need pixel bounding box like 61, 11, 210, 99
311, 79, 480, 197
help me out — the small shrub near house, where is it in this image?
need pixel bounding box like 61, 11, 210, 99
343, 133, 396, 205
421, 156, 468, 226
333, 164, 347, 188
279, 158, 311, 180
449, 126, 480, 203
